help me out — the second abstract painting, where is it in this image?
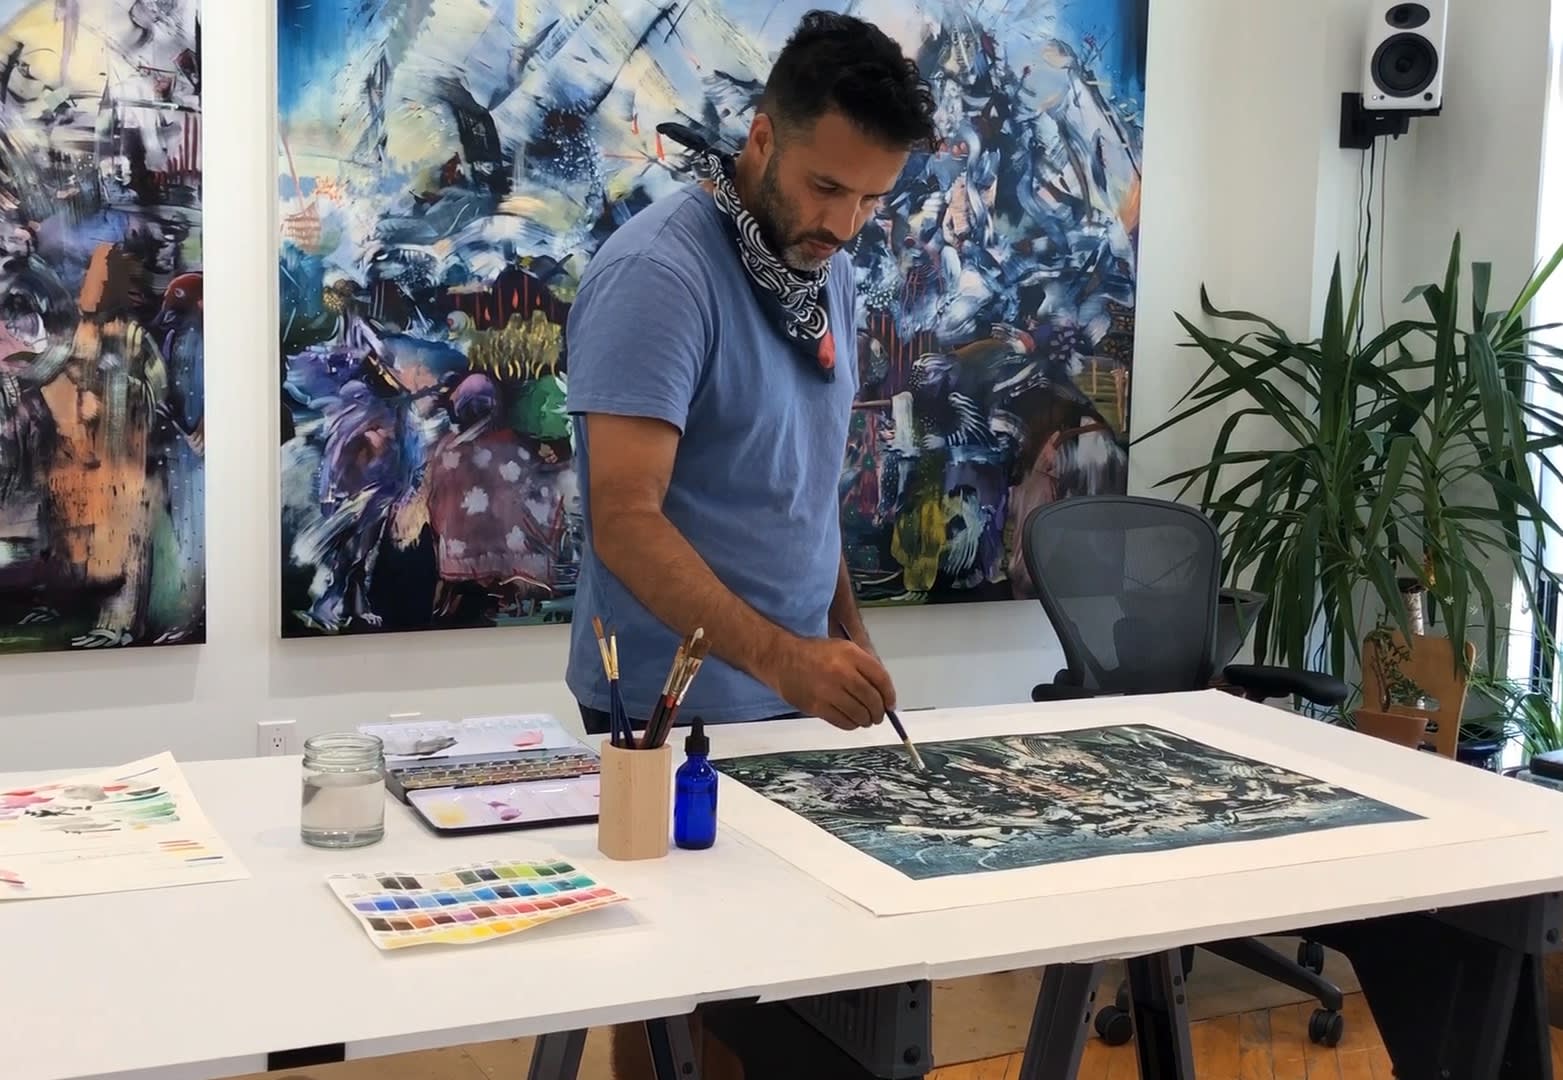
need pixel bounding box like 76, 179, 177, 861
276, 0, 1146, 638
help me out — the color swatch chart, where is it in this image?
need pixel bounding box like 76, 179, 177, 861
327, 858, 626, 950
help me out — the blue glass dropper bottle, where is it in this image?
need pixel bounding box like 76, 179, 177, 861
674, 717, 717, 850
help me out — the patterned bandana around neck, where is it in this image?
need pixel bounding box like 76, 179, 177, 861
657, 123, 836, 381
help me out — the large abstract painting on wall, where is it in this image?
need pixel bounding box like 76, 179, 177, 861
0, 2, 205, 653
277, 0, 1145, 637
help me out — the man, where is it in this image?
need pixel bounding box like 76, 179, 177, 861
565, 11, 938, 736
569, 17, 939, 1075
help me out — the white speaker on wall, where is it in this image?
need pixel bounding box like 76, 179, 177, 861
1362, 1, 1448, 111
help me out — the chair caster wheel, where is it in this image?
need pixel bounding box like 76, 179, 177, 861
1297, 940, 1326, 974
1094, 1006, 1134, 1046
1115, 983, 1131, 1012
1308, 1009, 1344, 1047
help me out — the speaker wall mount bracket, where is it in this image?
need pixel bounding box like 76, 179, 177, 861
1339, 92, 1439, 150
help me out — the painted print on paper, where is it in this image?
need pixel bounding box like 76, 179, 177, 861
0, 1, 205, 652
277, 0, 1145, 637
716, 725, 1422, 881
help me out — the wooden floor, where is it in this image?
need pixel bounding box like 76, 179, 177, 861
927, 994, 1563, 1079
260, 993, 1563, 1078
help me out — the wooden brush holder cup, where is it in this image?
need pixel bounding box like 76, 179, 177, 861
596, 743, 673, 861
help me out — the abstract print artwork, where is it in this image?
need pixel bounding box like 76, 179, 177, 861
0, 1, 205, 652
277, 0, 1147, 637
716, 725, 1422, 882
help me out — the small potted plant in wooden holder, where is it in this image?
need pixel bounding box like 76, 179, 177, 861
1355, 625, 1432, 748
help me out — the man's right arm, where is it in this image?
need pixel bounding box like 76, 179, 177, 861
566, 252, 892, 729
586, 413, 893, 729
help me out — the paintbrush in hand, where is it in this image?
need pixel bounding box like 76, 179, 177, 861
837, 622, 926, 772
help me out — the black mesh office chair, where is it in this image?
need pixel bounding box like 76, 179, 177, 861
1021, 495, 1351, 1047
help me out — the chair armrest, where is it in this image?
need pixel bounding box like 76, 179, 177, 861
1223, 665, 1349, 708
1032, 683, 1103, 702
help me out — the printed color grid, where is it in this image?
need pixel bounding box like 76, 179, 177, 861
327, 858, 625, 950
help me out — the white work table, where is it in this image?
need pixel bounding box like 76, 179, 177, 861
6, 690, 1563, 1080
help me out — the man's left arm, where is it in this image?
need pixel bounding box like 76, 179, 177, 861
830, 552, 873, 651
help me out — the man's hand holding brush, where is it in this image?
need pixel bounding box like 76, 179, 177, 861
763, 634, 896, 732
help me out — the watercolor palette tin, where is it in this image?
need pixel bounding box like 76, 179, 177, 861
328, 858, 625, 950
405, 774, 600, 835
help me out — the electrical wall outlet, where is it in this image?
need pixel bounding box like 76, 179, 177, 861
257, 718, 296, 757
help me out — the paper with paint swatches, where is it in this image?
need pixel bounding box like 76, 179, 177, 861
327, 858, 626, 950
0, 752, 247, 900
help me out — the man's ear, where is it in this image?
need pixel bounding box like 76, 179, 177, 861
749, 112, 777, 162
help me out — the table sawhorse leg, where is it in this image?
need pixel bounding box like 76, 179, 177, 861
1309, 893, 1562, 1080
1016, 961, 1103, 1080
527, 1029, 586, 1080
528, 1016, 700, 1080
1124, 951, 1195, 1080
1018, 952, 1193, 1080
646, 1014, 702, 1079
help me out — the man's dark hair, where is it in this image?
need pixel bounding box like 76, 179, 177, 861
760, 11, 938, 151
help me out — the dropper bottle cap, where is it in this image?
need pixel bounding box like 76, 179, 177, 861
684, 717, 709, 756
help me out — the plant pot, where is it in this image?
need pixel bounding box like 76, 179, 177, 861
1353, 708, 1429, 749
1456, 737, 1506, 772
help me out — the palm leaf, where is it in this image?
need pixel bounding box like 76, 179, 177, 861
1497, 238, 1563, 340
1199, 285, 1294, 341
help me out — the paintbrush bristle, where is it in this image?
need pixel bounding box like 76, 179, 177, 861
674, 655, 707, 704
660, 644, 686, 696
906, 742, 929, 773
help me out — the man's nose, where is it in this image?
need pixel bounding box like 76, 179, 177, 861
824, 203, 860, 245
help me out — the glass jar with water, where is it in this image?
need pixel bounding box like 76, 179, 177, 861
301, 733, 386, 848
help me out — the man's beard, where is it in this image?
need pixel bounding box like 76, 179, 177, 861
751, 156, 837, 273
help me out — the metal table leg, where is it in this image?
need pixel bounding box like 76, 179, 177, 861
1126, 951, 1195, 1080
1017, 962, 1103, 1080
1310, 894, 1562, 1080
526, 1029, 586, 1080
646, 1015, 702, 1080
1503, 951, 1554, 1079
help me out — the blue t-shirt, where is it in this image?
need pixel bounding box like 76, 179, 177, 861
564, 184, 859, 723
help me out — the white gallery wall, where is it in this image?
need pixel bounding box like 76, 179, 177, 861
1, 0, 1554, 770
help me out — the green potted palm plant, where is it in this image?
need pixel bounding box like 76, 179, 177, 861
1466, 632, 1563, 769
1140, 233, 1563, 709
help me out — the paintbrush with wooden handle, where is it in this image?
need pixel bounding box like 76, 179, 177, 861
836, 622, 926, 772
